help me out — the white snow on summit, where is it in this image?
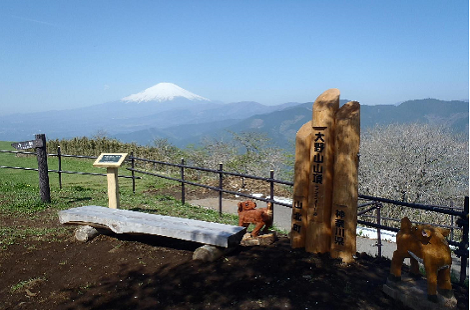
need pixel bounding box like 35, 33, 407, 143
121, 82, 210, 103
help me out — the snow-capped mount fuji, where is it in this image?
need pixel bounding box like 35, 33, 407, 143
0, 81, 304, 142
121, 82, 210, 103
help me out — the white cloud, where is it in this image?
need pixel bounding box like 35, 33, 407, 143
11, 15, 57, 27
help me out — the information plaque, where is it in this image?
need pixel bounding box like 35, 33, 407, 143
92, 153, 129, 209
93, 153, 128, 168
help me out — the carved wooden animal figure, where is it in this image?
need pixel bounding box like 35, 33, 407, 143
237, 200, 273, 237
238, 200, 258, 212
389, 217, 453, 302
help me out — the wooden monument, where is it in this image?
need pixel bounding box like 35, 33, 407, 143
330, 101, 360, 263
291, 89, 360, 262
291, 121, 313, 248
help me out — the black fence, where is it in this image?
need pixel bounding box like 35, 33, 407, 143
126, 154, 468, 284
0, 148, 141, 183
1, 145, 468, 284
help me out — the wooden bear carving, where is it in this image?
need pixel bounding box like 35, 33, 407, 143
237, 200, 273, 237
389, 217, 453, 302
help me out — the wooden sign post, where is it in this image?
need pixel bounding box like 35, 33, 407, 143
305, 89, 339, 254
330, 101, 360, 263
291, 89, 360, 262
291, 121, 314, 248
11, 134, 51, 203
93, 153, 128, 209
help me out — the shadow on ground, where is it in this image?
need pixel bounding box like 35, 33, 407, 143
58, 236, 416, 310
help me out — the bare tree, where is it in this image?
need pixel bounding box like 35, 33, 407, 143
185, 137, 238, 169
359, 123, 468, 206
184, 131, 290, 180
153, 138, 182, 162
228, 131, 288, 177
92, 129, 109, 140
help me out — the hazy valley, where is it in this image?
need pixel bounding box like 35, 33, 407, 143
1, 83, 468, 150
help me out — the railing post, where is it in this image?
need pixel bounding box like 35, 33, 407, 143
375, 202, 382, 258
450, 200, 454, 241
459, 196, 469, 285
57, 145, 62, 190
131, 151, 135, 194
218, 163, 223, 216
269, 170, 274, 220
35, 134, 51, 203
180, 158, 185, 205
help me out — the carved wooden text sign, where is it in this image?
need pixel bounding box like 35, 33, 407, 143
291, 89, 360, 263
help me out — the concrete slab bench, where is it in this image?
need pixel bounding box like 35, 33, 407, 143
58, 205, 246, 248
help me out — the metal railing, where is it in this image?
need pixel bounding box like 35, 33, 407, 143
1, 146, 468, 284
0, 148, 141, 188
127, 155, 468, 284
356, 195, 469, 285
127, 156, 293, 217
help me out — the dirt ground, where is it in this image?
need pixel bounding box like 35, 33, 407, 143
1, 187, 468, 310
0, 231, 468, 310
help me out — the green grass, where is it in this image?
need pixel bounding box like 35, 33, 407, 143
0, 226, 67, 250
0, 140, 159, 192
0, 142, 240, 250
10, 276, 46, 293
0, 140, 175, 207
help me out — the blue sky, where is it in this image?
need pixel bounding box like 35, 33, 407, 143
0, 0, 468, 115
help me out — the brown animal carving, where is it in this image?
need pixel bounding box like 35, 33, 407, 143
389, 217, 453, 302
237, 200, 273, 237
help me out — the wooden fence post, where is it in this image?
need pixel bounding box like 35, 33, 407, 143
35, 134, 51, 203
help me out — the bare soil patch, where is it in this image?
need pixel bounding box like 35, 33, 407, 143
1, 187, 468, 309
1, 227, 468, 310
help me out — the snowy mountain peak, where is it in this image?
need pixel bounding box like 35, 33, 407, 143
121, 82, 210, 103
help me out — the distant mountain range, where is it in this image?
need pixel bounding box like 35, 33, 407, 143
1, 83, 468, 150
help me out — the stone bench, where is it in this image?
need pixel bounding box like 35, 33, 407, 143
58, 205, 246, 248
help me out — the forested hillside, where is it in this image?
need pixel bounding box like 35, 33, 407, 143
46, 120, 469, 209
115, 98, 469, 149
